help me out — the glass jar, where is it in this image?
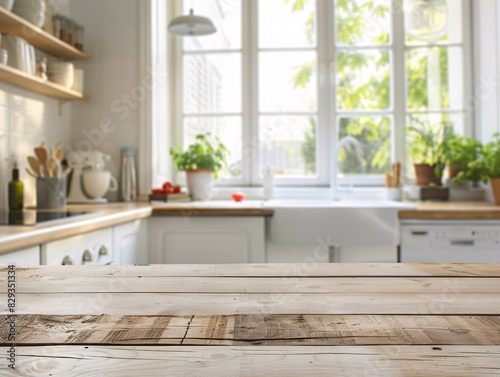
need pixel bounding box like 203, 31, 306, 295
75, 25, 85, 52
52, 15, 61, 39
59, 16, 69, 43
67, 19, 75, 46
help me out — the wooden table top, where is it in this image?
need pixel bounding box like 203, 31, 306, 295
1, 263, 500, 376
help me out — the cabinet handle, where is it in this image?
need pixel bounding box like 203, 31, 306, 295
62, 256, 74, 265
411, 231, 428, 236
450, 240, 475, 246
329, 244, 341, 263
82, 249, 94, 264
99, 245, 109, 257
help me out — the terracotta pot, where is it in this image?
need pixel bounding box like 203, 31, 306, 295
186, 169, 214, 202
490, 178, 500, 205
414, 164, 441, 186
447, 162, 463, 180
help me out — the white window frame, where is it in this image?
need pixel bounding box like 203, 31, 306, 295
167, 0, 473, 188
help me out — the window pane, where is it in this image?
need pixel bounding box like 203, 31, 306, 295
259, 51, 317, 112
336, 50, 391, 110
405, 0, 463, 45
335, 0, 391, 46
338, 116, 391, 174
184, 116, 242, 178
184, 53, 241, 114
406, 47, 463, 111
183, 0, 241, 50
260, 116, 317, 177
259, 0, 316, 48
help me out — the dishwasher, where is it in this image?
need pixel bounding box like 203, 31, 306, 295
400, 220, 500, 262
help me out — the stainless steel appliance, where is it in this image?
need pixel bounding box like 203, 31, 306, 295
400, 220, 500, 262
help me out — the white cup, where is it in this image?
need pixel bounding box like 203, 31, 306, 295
71, 68, 84, 92
82, 170, 118, 199
386, 187, 402, 201
48, 61, 74, 88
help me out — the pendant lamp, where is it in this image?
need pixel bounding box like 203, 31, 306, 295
405, 0, 448, 43
168, 9, 217, 36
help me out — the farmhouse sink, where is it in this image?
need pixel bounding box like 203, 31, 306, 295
263, 199, 415, 209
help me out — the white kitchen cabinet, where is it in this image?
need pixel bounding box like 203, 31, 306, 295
148, 217, 266, 264
0, 246, 40, 265
113, 220, 148, 264
42, 228, 114, 265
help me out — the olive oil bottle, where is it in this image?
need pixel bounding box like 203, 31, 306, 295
8, 163, 24, 211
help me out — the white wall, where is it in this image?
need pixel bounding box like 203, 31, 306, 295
69, 0, 141, 201
0, 3, 72, 209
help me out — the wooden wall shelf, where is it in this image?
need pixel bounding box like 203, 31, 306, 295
0, 64, 87, 100
0, 7, 89, 61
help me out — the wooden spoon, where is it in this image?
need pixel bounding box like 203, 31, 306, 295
25, 168, 38, 178
27, 156, 42, 177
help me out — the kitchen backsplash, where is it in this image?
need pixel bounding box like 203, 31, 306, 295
0, 84, 72, 208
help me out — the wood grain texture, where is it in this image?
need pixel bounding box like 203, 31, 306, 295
1, 345, 499, 376
2, 314, 499, 346
152, 207, 275, 216
1, 264, 499, 376
2, 263, 499, 278
3, 291, 500, 315
3, 276, 500, 294
399, 210, 500, 220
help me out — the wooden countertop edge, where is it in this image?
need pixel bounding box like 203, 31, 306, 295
399, 210, 500, 220
0, 206, 152, 255
152, 207, 275, 216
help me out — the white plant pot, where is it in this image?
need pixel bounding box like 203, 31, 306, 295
186, 169, 214, 201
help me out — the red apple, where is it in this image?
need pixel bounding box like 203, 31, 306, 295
232, 192, 245, 202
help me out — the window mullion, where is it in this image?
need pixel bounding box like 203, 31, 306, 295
392, 1, 407, 179
317, 0, 334, 186
246, 0, 259, 186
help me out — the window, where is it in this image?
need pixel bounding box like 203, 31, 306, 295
171, 0, 471, 187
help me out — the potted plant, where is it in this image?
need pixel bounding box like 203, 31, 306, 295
443, 134, 482, 185
170, 132, 229, 201
469, 134, 500, 205
408, 120, 452, 186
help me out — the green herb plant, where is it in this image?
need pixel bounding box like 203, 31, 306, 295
444, 134, 482, 184
469, 133, 500, 183
408, 120, 453, 181
170, 133, 229, 178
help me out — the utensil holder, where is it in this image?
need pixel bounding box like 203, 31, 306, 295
36, 177, 66, 209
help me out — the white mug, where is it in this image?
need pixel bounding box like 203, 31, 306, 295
82, 170, 118, 199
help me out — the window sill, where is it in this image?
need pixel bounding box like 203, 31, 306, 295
210, 186, 390, 201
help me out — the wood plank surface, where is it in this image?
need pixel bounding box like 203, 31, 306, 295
2, 263, 500, 277
2, 314, 500, 346
3, 276, 500, 294
1, 264, 499, 376
3, 292, 500, 315
1, 345, 499, 376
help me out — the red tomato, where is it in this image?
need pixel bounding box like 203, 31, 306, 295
151, 188, 164, 195
232, 192, 245, 202
162, 181, 173, 192
165, 187, 174, 195
173, 185, 181, 194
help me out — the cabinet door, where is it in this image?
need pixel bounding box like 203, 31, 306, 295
148, 217, 266, 264
113, 220, 148, 265
0, 246, 40, 265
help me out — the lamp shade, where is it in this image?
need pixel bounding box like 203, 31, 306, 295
405, 0, 448, 43
168, 9, 217, 36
